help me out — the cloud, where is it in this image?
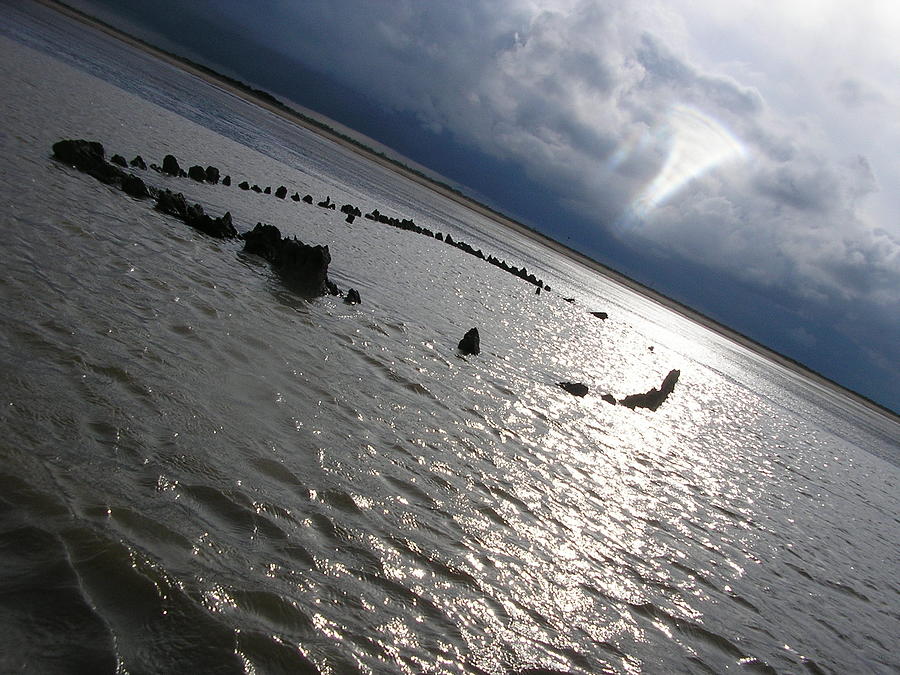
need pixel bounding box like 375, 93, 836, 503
752, 160, 841, 214
633, 34, 763, 117
833, 78, 887, 109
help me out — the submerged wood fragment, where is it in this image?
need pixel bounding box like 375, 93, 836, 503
242, 222, 338, 297
618, 369, 681, 411
559, 382, 589, 397
51, 139, 340, 299
458, 328, 480, 355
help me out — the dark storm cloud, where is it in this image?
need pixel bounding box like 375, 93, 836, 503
634, 34, 763, 115
752, 163, 841, 213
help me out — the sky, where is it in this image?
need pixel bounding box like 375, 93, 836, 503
66, 0, 899, 413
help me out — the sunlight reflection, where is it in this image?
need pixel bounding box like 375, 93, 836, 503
448, 323, 759, 672
624, 105, 746, 220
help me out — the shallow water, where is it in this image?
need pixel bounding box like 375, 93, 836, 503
1, 3, 898, 674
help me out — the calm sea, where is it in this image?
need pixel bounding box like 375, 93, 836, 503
1, 3, 897, 673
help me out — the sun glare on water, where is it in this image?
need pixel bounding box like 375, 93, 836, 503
623, 105, 746, 222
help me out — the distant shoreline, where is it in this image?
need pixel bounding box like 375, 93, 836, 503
37, 0, 898, 422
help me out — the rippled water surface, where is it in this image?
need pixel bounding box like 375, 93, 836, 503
1, 4, 898, 674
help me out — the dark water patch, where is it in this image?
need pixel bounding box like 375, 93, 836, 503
636, 515, 667, 530
354, 569, 464, 644
384, 474, 437, 508
409, 541, 478, 590
464, 658, 495, 675
814, 616, 850, 642
629, 600, 770, 669
686, 655, 721, 674
309, 512, 354, 544
0, 508, 117, 674
85, 418, 132, 450
37, 316, 77, 339
155, 444, 229, 484
467, 477, 496, 500
710, 502, 752, 526
230, 587, 316, 634
739, 657, 779, 674
595, 639, 632, 663
332, 541, 386, 578
60, 525, 243, 672
577, 581, 617, 605
478, 504, 512, 529
506, 666, 579, 675
512, 598, 558, 631
726, 589, 761, 614
169, 322, 198, 337
278, 541, 318, 568
363, 319, 394, 337
669, 559, 721, 594
687, 482, 711, 497
223, 342, 254, 365
102, 505, 194, 553
254, 499, 296, 524
783, 560, 816, 583
343, 630, 393, 664
489, 484, 533, 515
860, 577, 881, 596
800, 656, 829, 675
490, 381, 518, 397
864, 632, 890, 652
546, 514, 573, 533
821, 578, 871, 603
359, 349, 402, 376
320, 488, 364, 514
533, 638, 595, 672
6, 321, 82, 373
0, 472, 71, 521
180, 483, 288, 543
251, 456, 307, 489
417, 517, 473, 553
425, 473, 458, 493
632, 453, 654, 468
479, 591, 514, 627
235, 630, 322, 674
627, 567, 689, 600
362, 360, 441, 402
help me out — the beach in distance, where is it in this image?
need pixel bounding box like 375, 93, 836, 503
1, 2, 898, 674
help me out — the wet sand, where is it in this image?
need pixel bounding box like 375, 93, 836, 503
37, 0, 897, 421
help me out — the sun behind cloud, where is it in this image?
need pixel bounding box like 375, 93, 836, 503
627, 104, 746, 221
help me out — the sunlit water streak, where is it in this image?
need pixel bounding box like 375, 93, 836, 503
0, 4, 898, 674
